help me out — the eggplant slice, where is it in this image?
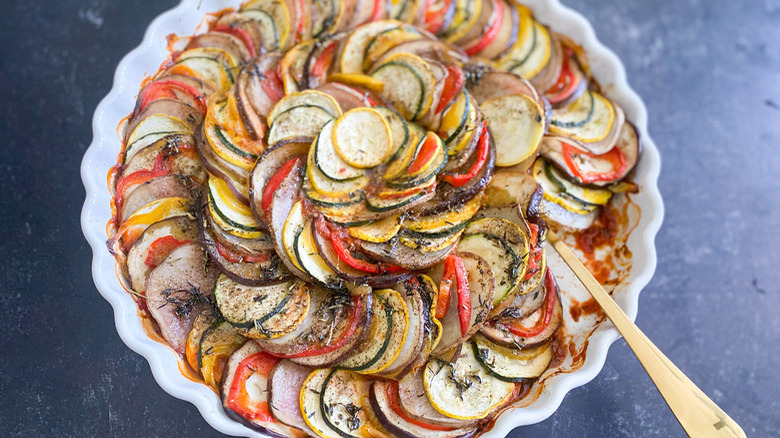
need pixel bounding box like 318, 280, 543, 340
145, 243, 219, 354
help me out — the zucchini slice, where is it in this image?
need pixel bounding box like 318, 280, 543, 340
300, 369, 373, 438
125, 114, 193, 163
549, 90, 617, 146
387, 133, 446, 185
456, 218, 529, 307
472, 335, 552, 382
269, 90, 343, 125
339, 20, 404, 74
348, 214, 402, 243
279, 41, 317, 95
399, 231, 463, 253
313, 120, 366, 181
185, 312, 218, 376
282, 200, 307, 272
307, 151, 369, 197
198, 320, 245, 390
339, 289, 409, 374
404, 193, 482, 233
268, 104, 337, 146
312, 0, 343, 38
441, 0, 483, 43
438, 90, 470, 145
332, 108, 393, 168
373, 107, 410, 162
503, 21, 551, 80
480, 93, 545, 167
214, 274, 311, 338
531, 158, 612, 213
371, 53, 435, 121
294, 220, 342, 288
383, 124, 423, 180
208, 175, 264, 240
172, 48, 237, 91
243, 0, 291, 51
423, 342, 515, 420
365, 185, 431, 213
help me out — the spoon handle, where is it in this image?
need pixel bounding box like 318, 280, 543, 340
547, 230, 745, 438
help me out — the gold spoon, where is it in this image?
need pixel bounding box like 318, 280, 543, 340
546, 230, 746, 438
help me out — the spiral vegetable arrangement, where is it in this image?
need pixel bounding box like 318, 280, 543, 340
108, 0, 640, 436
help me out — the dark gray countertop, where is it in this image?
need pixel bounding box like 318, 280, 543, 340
0, 0, 778, 436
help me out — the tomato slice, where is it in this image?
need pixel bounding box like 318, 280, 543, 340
227, 352, 280, 422
261, 68, 285, 104
508, 269, 557, 337
144, 236, 192, 269
260, 157, 303, 217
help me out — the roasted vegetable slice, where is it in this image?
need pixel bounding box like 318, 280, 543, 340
480, 93, 545, 167
333, 108, 393, 168
423, 342, 515, 420
371, 52, 435, 120
198, 321, 245, 390
221, 342, 308, 437
549, 90, 625, 155
456, 218, 528, 309
214, 274, 310, 338
472, 335, 551, 382
301, 369, 378, 438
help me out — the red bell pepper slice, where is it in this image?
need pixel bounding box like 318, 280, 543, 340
441, 122, 489, 187
406, 133, 439, 175
546, 50, 580, 105
452, 255, 471, 335
464, 0, 504, 56
327, 225, 405, 274
215, 240, 272, 264
227, 352, 280, 422
144, 236, 193, 269
386, 382, 455, 431
508, 269, 557, 337
311, 41, 339, 79
260, 157, 302, 217
435, 64, 465, 114
370, 0, 386, 23
434, 256, 456, 319
212, 25, 258, 58
560, 141, 627, 184
139, 80, 206, 113
283, 294, 366, 358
